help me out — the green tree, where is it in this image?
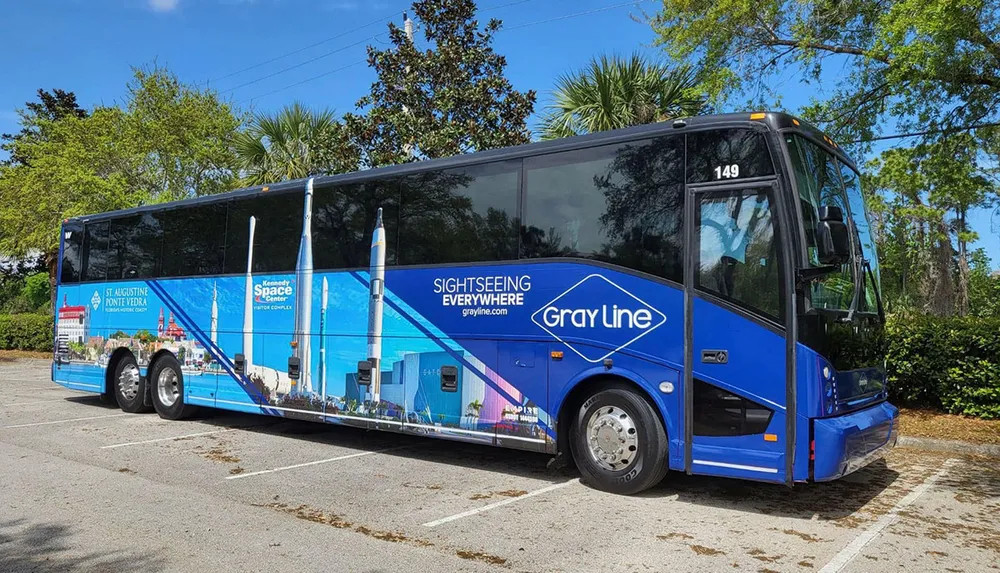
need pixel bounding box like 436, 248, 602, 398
540, 54, 705, 140
124, 66, 243, 202
650, 0, 1000, 145
345, 0, 535, 167
1, 89, 88, 167
234, 102, 356, 185
0, 67, 242, 285
967, 249, 1000, 318
867, 135, 998, 316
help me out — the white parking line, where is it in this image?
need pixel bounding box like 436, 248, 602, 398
0, 399, 73, 407
818, 458, 958, 573
3, 413, 133, 429
225, 447, 405, 480
422, 478, 579, 528
101, 428, 241, 449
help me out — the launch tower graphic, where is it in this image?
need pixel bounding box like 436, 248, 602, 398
367, 207, 386, 404
243, 216, 256, 372
210, 282, 218, 346
291, 178, 315, 396
319, 277, 328, 400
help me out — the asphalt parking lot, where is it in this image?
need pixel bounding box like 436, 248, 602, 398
2, 358, 998, 573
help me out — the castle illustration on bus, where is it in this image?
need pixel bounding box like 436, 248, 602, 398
52, 112, 896, 494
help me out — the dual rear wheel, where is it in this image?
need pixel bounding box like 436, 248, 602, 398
111, 353, 195, 420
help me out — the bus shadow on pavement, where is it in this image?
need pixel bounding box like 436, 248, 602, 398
641, 459, 900, 520
63, 395, 115, 408
195, 413, 569, 484
0, 518, 167, 573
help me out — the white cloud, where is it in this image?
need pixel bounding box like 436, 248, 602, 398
148, 0, 180, 13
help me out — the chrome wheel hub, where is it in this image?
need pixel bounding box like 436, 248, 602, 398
118, 364, 140, 401
586, 405, 639, 471
157, 368, 180, 408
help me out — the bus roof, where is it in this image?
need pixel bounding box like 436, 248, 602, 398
66, 111, 855, 225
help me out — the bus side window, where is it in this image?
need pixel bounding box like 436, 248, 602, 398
82, 222, 110, 282
397, 161, 520, 265
521, 136, 685, 282
107, 213, 163, 280
60, 225, 84, 284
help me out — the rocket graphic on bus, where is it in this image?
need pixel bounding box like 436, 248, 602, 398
367, 207, 386, 404
290, 178, 315, 396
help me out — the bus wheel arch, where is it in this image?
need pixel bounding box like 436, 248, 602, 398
107, 347, 152, 413
558, 374, 669, 495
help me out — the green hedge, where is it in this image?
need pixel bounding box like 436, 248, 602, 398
0, 314, 53, 352
886, 315, 1000, 419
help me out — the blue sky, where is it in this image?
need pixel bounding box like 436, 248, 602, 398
1, 0, 997, 267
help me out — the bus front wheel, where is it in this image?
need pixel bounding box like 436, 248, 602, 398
149, 355, 196, 420
569, 386, 668, 495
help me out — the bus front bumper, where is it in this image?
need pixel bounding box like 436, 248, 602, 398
813, 401, 898, 482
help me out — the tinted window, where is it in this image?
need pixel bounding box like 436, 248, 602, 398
161, 204, 227, 277
522, 137, 685, 282
82, 222, 110, 282
687, 128, 774, 183
696, 189, 781, 320
693, 379, 773, 436
398, 161, 520, 265
312, 179, 400, 270
60, 224, 84, 284
226, 191, 303, 274
108, 213, 163, 279
785, 135, 855, 311
840, 163, 880, 312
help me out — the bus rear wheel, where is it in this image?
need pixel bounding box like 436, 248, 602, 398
569, 386, 668, 495
113, 354, 151, 413
149, 355, 196, 420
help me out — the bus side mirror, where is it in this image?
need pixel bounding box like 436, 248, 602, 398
817, 206, 850, 265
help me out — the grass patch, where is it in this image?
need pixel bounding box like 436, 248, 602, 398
0, 349, 50, 360
899, 408, 1000, 445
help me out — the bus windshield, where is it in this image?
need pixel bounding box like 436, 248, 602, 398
785, 134, 881, 316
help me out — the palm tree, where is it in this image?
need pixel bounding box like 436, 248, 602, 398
234, 103, 346, 185
540, 54, 706, 140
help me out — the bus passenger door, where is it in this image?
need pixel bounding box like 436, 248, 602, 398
683, 183, 789, 484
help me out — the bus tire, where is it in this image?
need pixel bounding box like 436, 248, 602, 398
569, 386, 668, 495
112, 354, 151, 413
149, 355, 196, 420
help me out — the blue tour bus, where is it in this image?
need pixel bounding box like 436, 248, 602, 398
52, 112, 897, 494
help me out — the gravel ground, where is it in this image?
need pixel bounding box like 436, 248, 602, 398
2, 358, 998, 573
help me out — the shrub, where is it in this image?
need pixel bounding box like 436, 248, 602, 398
22, 272, 50, 310
2, 296, 37, 314
886, 315, 1000, 419
0, 314, 54, 352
